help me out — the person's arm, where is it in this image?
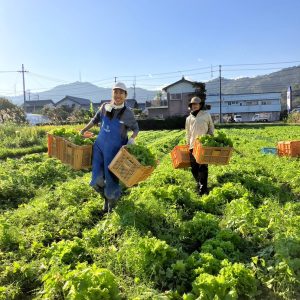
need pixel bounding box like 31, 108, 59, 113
129, 127, 139, 139
207, 114, 214, 135
185, 117, 190, 146
80, 107, 102, 135
126, 110, 139, 144
80, 120, 95, 135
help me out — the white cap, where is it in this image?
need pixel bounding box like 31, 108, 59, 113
113, 82, 127, 93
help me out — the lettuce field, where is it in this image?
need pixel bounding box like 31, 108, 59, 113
0, 124, 299, 299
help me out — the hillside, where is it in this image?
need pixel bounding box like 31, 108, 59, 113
5, 65, 300, 106
206, 65, 300, 94
7, 82, 158, 106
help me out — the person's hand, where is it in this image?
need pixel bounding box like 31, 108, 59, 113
127, 137, 135, 145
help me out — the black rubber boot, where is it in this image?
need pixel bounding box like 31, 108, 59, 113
103, 198, 109, 213
198, 165, 208, 195
107, 199, 117, 213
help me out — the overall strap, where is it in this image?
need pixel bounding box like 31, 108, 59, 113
116, 106, 126, 119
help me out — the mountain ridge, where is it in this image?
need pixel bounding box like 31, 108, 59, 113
4, 65, 300, 105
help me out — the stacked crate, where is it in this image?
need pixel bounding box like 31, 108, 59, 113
277, 141, 300, 157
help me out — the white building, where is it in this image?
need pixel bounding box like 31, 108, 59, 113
146, 77, 282, 121
207, 92, 282, 122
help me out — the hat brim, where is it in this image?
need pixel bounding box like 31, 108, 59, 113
189, 102, 201, 107
113, 87, 127, 93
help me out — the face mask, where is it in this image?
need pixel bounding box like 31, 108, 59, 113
105, 103, 124, 112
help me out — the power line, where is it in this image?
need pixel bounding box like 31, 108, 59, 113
29, 72, 68, 83
222, 60, 300, 67
1, 60, 300, 98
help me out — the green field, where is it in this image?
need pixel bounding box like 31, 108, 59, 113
0, 124, 299, 299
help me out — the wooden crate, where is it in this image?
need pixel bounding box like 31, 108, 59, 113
277, 140, 300, 157
170, 145, 191, 169
108, 146, 155, 187
47, 134, 65, 160
63, 140, 93, 170
193, 139, 233, 165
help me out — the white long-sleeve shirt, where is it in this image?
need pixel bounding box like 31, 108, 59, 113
185, 110, 214, 149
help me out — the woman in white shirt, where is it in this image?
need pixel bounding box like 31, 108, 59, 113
185, 96, 214, 195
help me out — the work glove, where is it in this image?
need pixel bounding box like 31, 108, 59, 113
127, 137, 135, 145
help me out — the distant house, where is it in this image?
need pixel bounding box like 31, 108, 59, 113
126, 99, 138, 109
147, 76, 195, 119
146, 77, 282, 121
24, 100, 54, 113
93, 100, 109, 112
55, 96, 91, 110
137, 103, 146, 111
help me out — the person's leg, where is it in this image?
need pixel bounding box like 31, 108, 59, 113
189, 150, 200, 183
90, 143, 108, 211
90, 143, 105, 189
103, 152, 121, 212
198, 164, 209, 195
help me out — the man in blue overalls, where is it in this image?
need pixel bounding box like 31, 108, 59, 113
80, 82, 139, 212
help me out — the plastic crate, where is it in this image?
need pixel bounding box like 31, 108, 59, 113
108, 146, 155, 187
47, 134, 65, 160
261, 147, 277, 155
277, 140, 300, 157
170, 145, 191, 168
193, 139, 233, 165
63, 140, 93, 170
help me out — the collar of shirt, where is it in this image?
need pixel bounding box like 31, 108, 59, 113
191, 109, 201, 117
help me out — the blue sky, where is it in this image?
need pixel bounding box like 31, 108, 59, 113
1, 0, 300, 96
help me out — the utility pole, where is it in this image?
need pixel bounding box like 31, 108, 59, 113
133, 76, 136, 100
114, 76, 117, 83
219, 65, 222, 123
18, 64, 28, 112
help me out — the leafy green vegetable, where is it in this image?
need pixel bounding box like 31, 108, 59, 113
126, 144, 156, 167
49, 128, 96, 145
198, 131, 233, 147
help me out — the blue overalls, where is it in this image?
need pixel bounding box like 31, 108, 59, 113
90, 109, 127, 202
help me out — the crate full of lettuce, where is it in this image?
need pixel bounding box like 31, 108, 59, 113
48, 128, 96, 170
193, 131, 233, 165
109, 144, 156, 187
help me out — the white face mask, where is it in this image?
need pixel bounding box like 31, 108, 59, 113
105, 102, 124, 112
